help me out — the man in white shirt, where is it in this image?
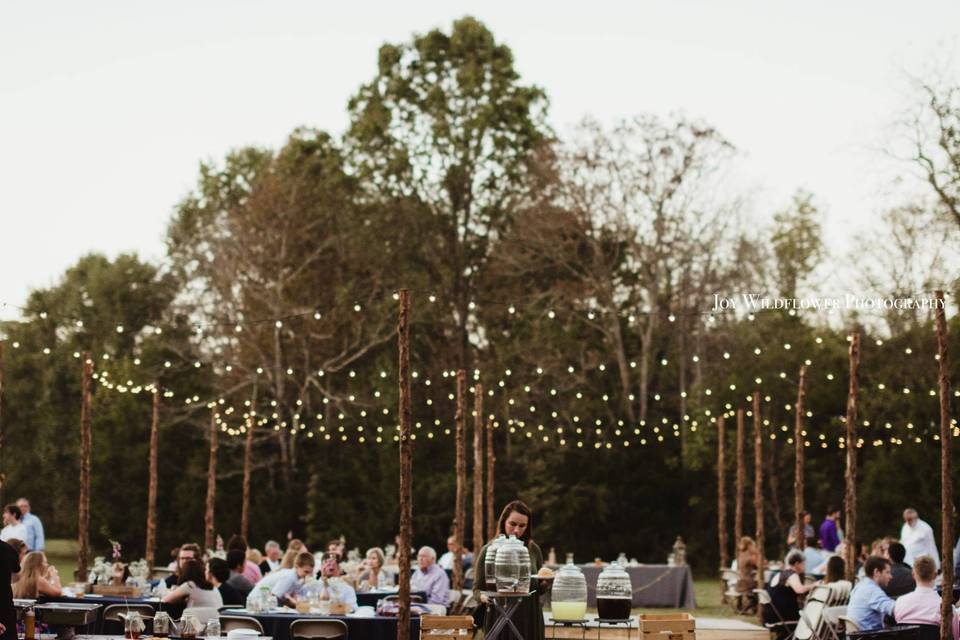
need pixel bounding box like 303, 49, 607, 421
900, 508, 939, 569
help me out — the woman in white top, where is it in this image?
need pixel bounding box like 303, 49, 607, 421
162, 558, 223, 611
355, 547, 390, 592
0, 505, 27, 543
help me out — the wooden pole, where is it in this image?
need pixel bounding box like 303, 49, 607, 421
204, 409, 218, 552
734, 408, 745, 546
241, 379, 257, 541
145, 385, 160, 568
844, 332, 860, 582
935, 291, 953, 640
77, 353, 93, 582
0, 340, 5, 501
794, 365, 807, 551
486, 417, 495, 541
717, 414, 729, 570
473, 383, 484, 556
397, 289, 413, 640
452, 370, 467, 593
753, 392, 765, 576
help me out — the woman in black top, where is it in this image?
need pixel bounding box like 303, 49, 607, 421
0, 540, 21, 640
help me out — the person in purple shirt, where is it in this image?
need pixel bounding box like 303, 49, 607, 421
411, 546, 449, 607
819, 506, 842, 552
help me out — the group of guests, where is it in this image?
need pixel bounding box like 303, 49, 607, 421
0, 499, 45, 552
752, 507, 960, 636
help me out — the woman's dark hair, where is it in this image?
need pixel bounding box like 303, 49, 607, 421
226, 549, 246, 571
208, 558, 231, 584
825, 555, 845, 583
4, 505, 21, 521
226, 535, 248, 552
178, 558, 213, 590
497, 500, 533, 545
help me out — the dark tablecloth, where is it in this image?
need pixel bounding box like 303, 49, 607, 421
547, 565, 696, 609
221, 608, 419, 640
37, 595, 184, 634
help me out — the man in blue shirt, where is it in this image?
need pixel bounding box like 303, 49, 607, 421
16, 498, 44, 552
848, 556, 895, 631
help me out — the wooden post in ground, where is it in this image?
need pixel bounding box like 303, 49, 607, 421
77, 353, 93, 582
241, 379, 257, 541
717, 414, 729, 571
844, 332, 860, 582
486, 417, 495, 541
145, 385, 160, 568
473, 384, 484, 555
452, 370, 467, 592
753, 392, 765, 576
935, 291, 953, 640
795, 365, 807, 551
397, 289, 413, 640
735, 409, 745, 546
204, 409, 218, 552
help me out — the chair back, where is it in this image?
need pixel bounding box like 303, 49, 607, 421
840, 615, 860, 634
183, 607, 220, 625
794, 598, 825, 640
290, 618, 349, 640
384, 594, 424, 603
103, 604, 156, 622
754, 588, 772, 606
721, 569, 740, 585
914, 624, 940, 640
420, 615, 474, 640
828, 580, 853, 604
219, 616, 265, 635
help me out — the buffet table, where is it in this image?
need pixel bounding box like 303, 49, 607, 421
546, 565, 695, 609
221, 607, 419, 640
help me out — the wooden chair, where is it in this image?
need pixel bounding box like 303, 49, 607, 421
420, 615, 474, 640
219, 615, 265, 635
289, 618, 348, 640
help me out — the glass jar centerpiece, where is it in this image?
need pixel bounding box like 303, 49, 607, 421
484, 534, 508, 589
495, 536, 530, 593
596, 561, 632, 620
551, 563, 587, 622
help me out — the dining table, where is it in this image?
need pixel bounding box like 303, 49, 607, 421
220, 606, 420, 640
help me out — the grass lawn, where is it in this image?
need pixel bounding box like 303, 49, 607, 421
45, 538, 81, 581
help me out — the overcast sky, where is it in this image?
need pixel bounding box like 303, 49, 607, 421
2, 1, 957, 317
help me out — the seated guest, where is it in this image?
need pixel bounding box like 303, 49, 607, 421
227, 535, 262, 584
164, 543, 201, 588
355, 547, 390, 592
255, 551, 315, 607
883, 542, 916, 598
798, 537, 824, 572
326, 539, 344, 560
281, 548, 300, 569
763, 551, 815, 631
12, 552, 61, 598
162, 558, 223, 609
847, 555, 895, 632
894, 555, 959, 637
208, 558, 243, 605
823, 555, 846, 584
411, 546, 449, 607
227, 549, 255, 599
260, 541, 282, 575
438, 536, 474, 571
787, 512, 816, 548
317, 552, 357, 611
736, 536, 761, 592
246, 548, 263, 569
287, 539, 308, 554
0, 506, 27, 544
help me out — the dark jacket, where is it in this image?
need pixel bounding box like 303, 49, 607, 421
0, 541, 21, 640
883, 562, 916, 598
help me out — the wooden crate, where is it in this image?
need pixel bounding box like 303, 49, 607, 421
91, 585, 144, 597
639, 613, 695, 640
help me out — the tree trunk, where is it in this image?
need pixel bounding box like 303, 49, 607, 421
473, 384, 484, 555
452, 370, 467, 593
145, 386, 159, 568
638, 318, 655, 422
77, 353, 93, 582
753, 392, 765, 576
935, 292, 953, 640
241, 379, 257, 541
717, 414, 729, 569
844, 333, 860, 582
610, 318, 636, 423
795, 365, 807, 551
397, 290, 413, 640
486, 417, 496, 541
204, 410, 218, 552
735, 409, 745, 545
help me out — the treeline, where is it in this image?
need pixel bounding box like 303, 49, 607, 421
1, 17, 959, 574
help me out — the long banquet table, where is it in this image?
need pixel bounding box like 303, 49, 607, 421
38, 595, 184, 634
221, 607, 420, 640
546, 564, 696, 609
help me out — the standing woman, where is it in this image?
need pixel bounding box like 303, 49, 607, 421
473, 500, 545, 640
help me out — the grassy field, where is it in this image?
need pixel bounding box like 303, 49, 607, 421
42, 540, 743, 622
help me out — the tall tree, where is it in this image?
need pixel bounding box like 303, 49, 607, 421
770, 190, 823, 300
